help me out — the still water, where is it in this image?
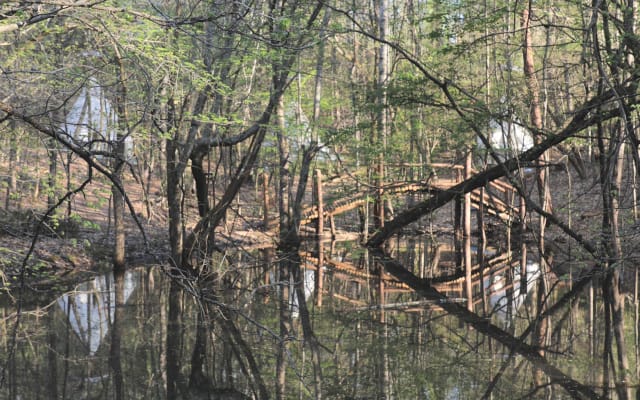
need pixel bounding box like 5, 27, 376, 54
0, 237, 629, 399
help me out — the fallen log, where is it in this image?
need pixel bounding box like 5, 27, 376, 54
366, 91, 623, 248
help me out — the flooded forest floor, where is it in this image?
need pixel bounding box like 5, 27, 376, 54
3, 153, 640, 399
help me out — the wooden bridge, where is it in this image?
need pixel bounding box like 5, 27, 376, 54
299, 163, 522, 231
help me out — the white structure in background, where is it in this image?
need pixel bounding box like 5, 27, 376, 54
62, 78, 134, 162
57, 271, 137, 355
477, 118, 534, 163
271, 100, 335, 163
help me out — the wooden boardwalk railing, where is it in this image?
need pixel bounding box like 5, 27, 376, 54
300, 163, 522, 227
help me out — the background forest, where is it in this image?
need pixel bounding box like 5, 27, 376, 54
1, 0, 640, 399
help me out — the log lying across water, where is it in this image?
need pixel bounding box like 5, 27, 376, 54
366, 87, 624, 248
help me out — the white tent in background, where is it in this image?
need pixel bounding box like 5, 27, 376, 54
477, 118, 534, 163
57, 271, 137, 355
62, 78, 134, 162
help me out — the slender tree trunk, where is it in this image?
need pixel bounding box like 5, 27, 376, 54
374, 0, 389, 229
47, 142, 57, 214
191, 149, 210, 218
275, 91, 292, 400
166, 138, 184, 269
610, 129, 630, 399
112, 47, 129, 271
522, 4, 550, 389
464, 152, 472, 311
112, 162, 125, 270
5, 128, 17, 210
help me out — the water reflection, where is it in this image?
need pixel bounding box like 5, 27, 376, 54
291, 269, 315, 319
0, 237, 633, 399
56, 270, 137, 356
301, 238, 541, 325
487, 260, 540, 320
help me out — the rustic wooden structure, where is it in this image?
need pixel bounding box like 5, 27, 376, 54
300, 162, 524, 234
290, 159, 531, 314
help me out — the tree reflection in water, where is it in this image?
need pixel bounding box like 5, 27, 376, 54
0, 237, 633, 399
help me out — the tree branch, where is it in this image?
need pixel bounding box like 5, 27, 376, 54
366, 87, 628, 247
0, 101, 150, 249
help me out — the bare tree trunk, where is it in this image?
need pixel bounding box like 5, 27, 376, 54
464, 152, 472, 311
166, 136, 184, 269
5, 128, 17, 210
191, 149, 210, 218
522, 4, 550, 389
275, 91, 291, 400
112, 45, 129, 272
374, 0, 389, 229
610, 130, 630, 399
47, 141, 57, 214
112, 163, 125, 270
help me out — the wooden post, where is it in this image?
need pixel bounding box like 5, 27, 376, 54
316, 240, 324, 307
464, 151, 473, 311
329, 215, 336, 238
262, 172, 269, 230
454, 165, 463, 269
520, 194, 528, 295
315, 169, 324, 237
478, 186, 487, 314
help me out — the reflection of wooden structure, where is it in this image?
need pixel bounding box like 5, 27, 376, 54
300, 245, 533, 314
